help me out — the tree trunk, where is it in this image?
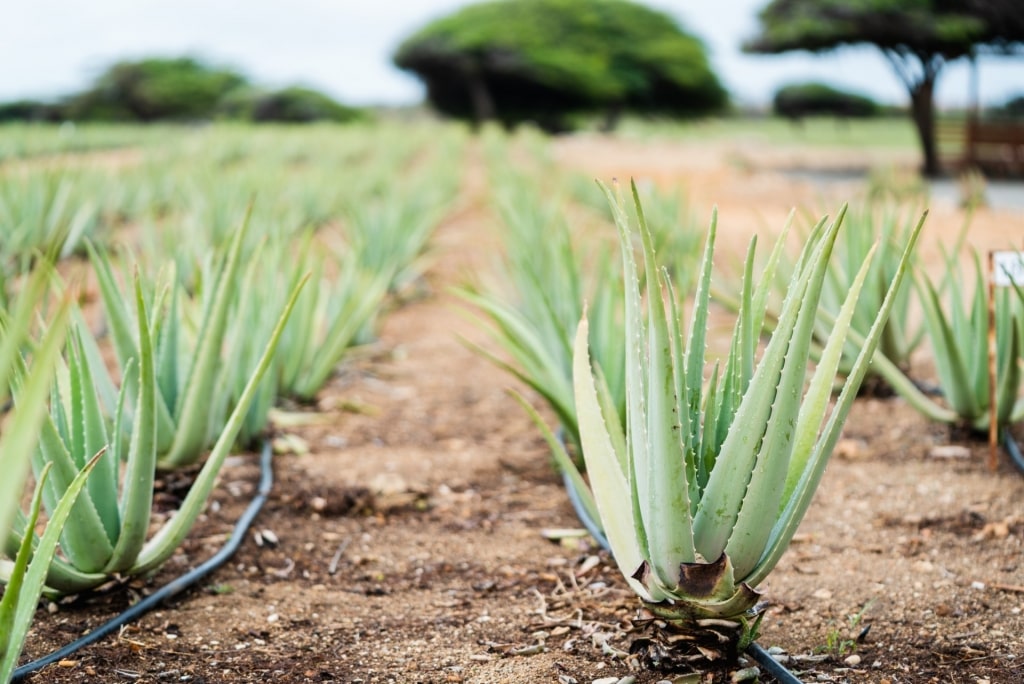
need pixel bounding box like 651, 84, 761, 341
464, 67, 495, 128
600, 102, 623, 132
909, 75, 941, 177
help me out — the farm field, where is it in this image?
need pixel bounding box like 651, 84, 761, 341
4, 118, 1024, 684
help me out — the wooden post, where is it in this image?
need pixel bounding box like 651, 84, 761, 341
987, 250, 998, 471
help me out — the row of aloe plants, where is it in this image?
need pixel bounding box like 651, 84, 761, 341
0, 122, 465, 290
737, 203, 1024, 435
0, 124, 461, 681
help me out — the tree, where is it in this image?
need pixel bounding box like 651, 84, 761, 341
745, 1, 1024, 176
393, 0, 726, 131
65, 57, 247, 122
217, 86, 364, 123
773, 82, 879, 120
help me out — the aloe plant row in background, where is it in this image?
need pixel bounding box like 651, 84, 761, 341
0, 123, 466, 295
0, 123, 462, 677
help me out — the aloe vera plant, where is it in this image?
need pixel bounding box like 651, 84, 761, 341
0, 266, 87, 683
569, 184, 920, 653
907, 250, 1024, 432
89, 210, 273, 468
1, 271, 307, 595
271, 233, 391, 402
461, 170, 626, 460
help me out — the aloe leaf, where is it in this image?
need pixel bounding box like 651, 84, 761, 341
0, 450, 101, 682
160, 209, 252, 468
630, 182, 695, 581
509, 391, 600, 530
693, 212, 838, 561
749, 213, 922, 587
919, 276, 980, 420
133, 274, 308, 574
0, 296, 70, 545
725, 208, 843, 578
88, 241, 176, 450
782, 245, 878, 503
105, 276, 158, 572
0, 465, 49, 669
573, 315, 654, 601
600, 184, 649, 559
71, 330, 119, 543
0, 262, 54, 396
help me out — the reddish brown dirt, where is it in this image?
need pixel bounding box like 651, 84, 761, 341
15, 134, 1024, 684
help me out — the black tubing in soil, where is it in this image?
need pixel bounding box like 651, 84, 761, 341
13, 441, 274, 682
560, 469, 804, 684
1003, 427, 1024, 474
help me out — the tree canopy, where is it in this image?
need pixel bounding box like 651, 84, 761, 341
66, 57, 248, 122
0, 57, 361, 125
773, 82, 879, 120
745, 0, 1024, 175
393, 0, 727, 130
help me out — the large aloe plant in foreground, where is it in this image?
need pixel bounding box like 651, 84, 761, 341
573, 185, 920, 656
0, 266, 97, 683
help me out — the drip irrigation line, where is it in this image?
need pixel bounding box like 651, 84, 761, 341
13, 440, 274, 682
560, 469, 804, 684
1003, 427, 1024, 474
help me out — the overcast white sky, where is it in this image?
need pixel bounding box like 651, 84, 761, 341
2, 0, 1021, 109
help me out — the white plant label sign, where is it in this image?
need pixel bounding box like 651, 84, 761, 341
993, 251, 1024, 287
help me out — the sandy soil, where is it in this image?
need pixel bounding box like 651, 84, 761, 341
15, 132, 1024, 684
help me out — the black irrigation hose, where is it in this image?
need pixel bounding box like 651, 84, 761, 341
1003, 427, 1024, 475
13, 440, 274, 682
560, 470, 804, 684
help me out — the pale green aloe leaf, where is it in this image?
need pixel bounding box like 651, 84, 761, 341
748, 211, 793, 344
0, 465, 49, 666
693, 209, 841, 562
918, 275, 980, 420
19, 344, 114, 574
782, 244, 879, 504
573, 314, 655, 601
156, 278, 181, 418
0, 450, 101, 682
88, 241, 176, 451
70, 329, 119, 545
0, 263, 54, 398
599, 184, 650, 567
0, 295, 71, 531
160, 209, 253, 468
995, 324, 1021, 428
748, 214, 923, 587
105, 275, 158, 573
630, 181, 695, 583
460, 333, 576, 442
725, 207, 845, 578
132, 274, 308, 574
663, 272, 700, 510
0, 294, 67, 542
509, 391, 600, 531
684, 210, 718, 436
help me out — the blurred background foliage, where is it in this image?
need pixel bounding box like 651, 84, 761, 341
0, 57, 362, 125
393, 0, 727, 131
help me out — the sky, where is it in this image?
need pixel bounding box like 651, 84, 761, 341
2, 0, 1021, 110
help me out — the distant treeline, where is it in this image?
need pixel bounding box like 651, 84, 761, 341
0, 57, 363, 124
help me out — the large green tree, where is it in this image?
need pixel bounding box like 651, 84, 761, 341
65, 57, 247, 122
393, 0, 727, 131
745, 0, 1024, 176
